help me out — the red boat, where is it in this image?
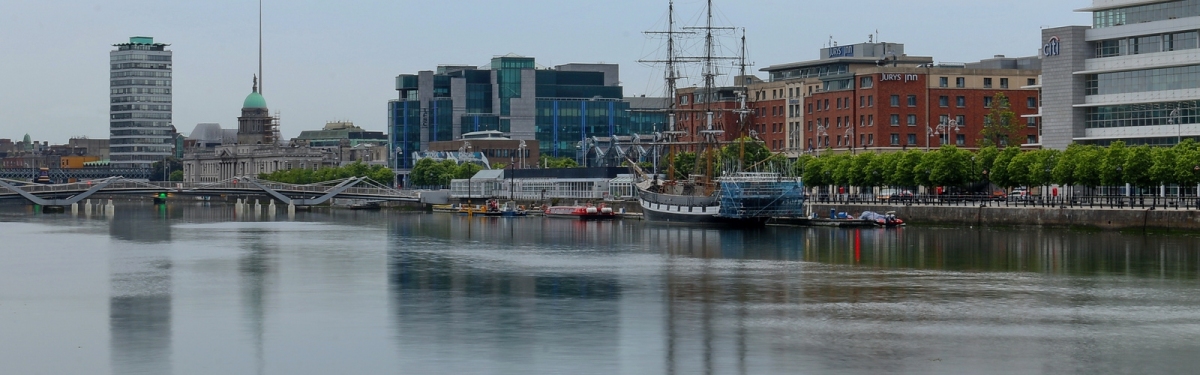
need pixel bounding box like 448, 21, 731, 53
543, 203, 618, 220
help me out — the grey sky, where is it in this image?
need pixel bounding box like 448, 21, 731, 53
0, 0, 1090, 144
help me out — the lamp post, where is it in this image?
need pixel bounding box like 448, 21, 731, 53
518, 140, 527, 169
815, 122, 829, 157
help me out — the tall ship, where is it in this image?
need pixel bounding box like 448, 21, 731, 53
633, 0, 805, 225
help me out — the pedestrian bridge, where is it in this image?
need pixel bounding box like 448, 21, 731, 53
0, 176, 420, 207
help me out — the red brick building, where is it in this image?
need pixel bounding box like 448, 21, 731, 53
804, 68, 1040, 151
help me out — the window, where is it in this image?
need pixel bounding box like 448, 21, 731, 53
939, 114, 950, 125
836, 117, 842, 128
956, 77, 965, 88
984, 78, 993, 88
681, 95, 689, 105
1027, 97, 1037, 108
907, 114, 917, 126
1027, 117, 1038, 127
956, 96, 966, 107
939, 96, 949, 107
860, 76, 874, 89
859, 115, 865, 127
1000, 78, 1009, 89
868, 95, 874, 107
939, 77, 948, 88
1027, 78, 1037, 86
860, 96, 865, 107
808, 103, 813, 113
890, 95, 900, 107
890, 114, 900, 126
984, 97, 994, 107
1027, 135, 1037, 144
837, 98, 842, 108
907, 134, 917, 145
868, 115, 874, 126
907, 95, 917, 107
824, 99, 829, 110
807, 121, 812, 131
956, 134, 965, 146
956, 115, 966, 127
868, 134, 874, 145
890, 133, 900, 145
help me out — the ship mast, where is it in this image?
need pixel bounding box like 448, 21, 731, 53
640, 1, 690, 180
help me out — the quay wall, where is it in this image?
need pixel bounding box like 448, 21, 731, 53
811, 203, 1200, 231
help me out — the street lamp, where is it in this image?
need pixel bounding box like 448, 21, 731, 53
518, 140, 527, 169
814, 121, 829, 156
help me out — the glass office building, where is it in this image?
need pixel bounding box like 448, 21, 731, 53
109, 36, 174, 168
1042, 0, 1200, 148
389, 55, 665, 168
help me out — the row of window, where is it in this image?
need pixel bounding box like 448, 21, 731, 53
111, 129, 175, 137
110, 112, 171, 120
110, 120, 171, 128
1095, 31, 1200, 57
110, 71, 171, 78
111, 79, 171, 87
1093, 0, 1200, 29
111, 88, 170, 95
1085, 100, 1199, 128
111, 95, 171, 104
1085, 65, 1200, 95
111, 63, 171, 70
110, 54, 172, 62
111, 104, 171, 112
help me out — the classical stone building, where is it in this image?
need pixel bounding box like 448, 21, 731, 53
182, 80, 337, 183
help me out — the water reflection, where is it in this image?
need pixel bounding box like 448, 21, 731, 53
108, 206, 174, 374
239, 228, 278, 375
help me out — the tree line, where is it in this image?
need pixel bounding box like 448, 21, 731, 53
258, 161, 394, 185
795, 140, 1200, 193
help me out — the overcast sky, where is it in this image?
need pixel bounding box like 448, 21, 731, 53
0, 0, 1090, 144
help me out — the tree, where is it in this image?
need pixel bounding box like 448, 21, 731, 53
671, 152, 697, 180
1123, 145, 1154, 194
1148, 146, 1177, 188
169, 170, 184, 182
869, 151, 900, 187
1006, 151, 1036, 188
1100, 141, 1128, 187
1052, 144, 1085, 187
1028, 149, 1060, 188
926, 145, 972, 187
802, 156, 828, 189
892, 150, 924, 188
259, 161, 395, 186
1073, 145, 1103, 194
849, 152, 878, 188
720, 136, 774, 172
979, 92, 1021, 148
539, 156, 579, 169
1174, 139, 1200, 188
975, 146, 1000, 183
989, 147, 1021, 188
149, 157, 182, 182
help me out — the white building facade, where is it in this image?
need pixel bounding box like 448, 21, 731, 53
1042, 0, 1200, 149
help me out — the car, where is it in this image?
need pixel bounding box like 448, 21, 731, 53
878, 188, 915, 202
1009, 187, 1032, 201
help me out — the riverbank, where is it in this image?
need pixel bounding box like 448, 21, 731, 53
811, 202, 1200, 232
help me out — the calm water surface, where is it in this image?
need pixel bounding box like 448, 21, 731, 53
1, 202, 1199, 374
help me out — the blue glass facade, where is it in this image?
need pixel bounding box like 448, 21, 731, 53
390, 55, 666, 167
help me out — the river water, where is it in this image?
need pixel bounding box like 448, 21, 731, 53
1, 202, 1198, 374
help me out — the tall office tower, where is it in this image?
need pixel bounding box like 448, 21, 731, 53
110, 36, 173, 168
1041, 0, 1200, 149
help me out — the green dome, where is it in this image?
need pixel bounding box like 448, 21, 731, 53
243, 91, 267, 109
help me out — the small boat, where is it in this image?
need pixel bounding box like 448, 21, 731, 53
860, 211, 905, 227
431, 204, 459, 213
543, 203, 617, 221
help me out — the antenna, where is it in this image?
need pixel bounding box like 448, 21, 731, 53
259, 0, 263, 94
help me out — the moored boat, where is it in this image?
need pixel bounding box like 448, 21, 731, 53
543, 203, 617, 220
